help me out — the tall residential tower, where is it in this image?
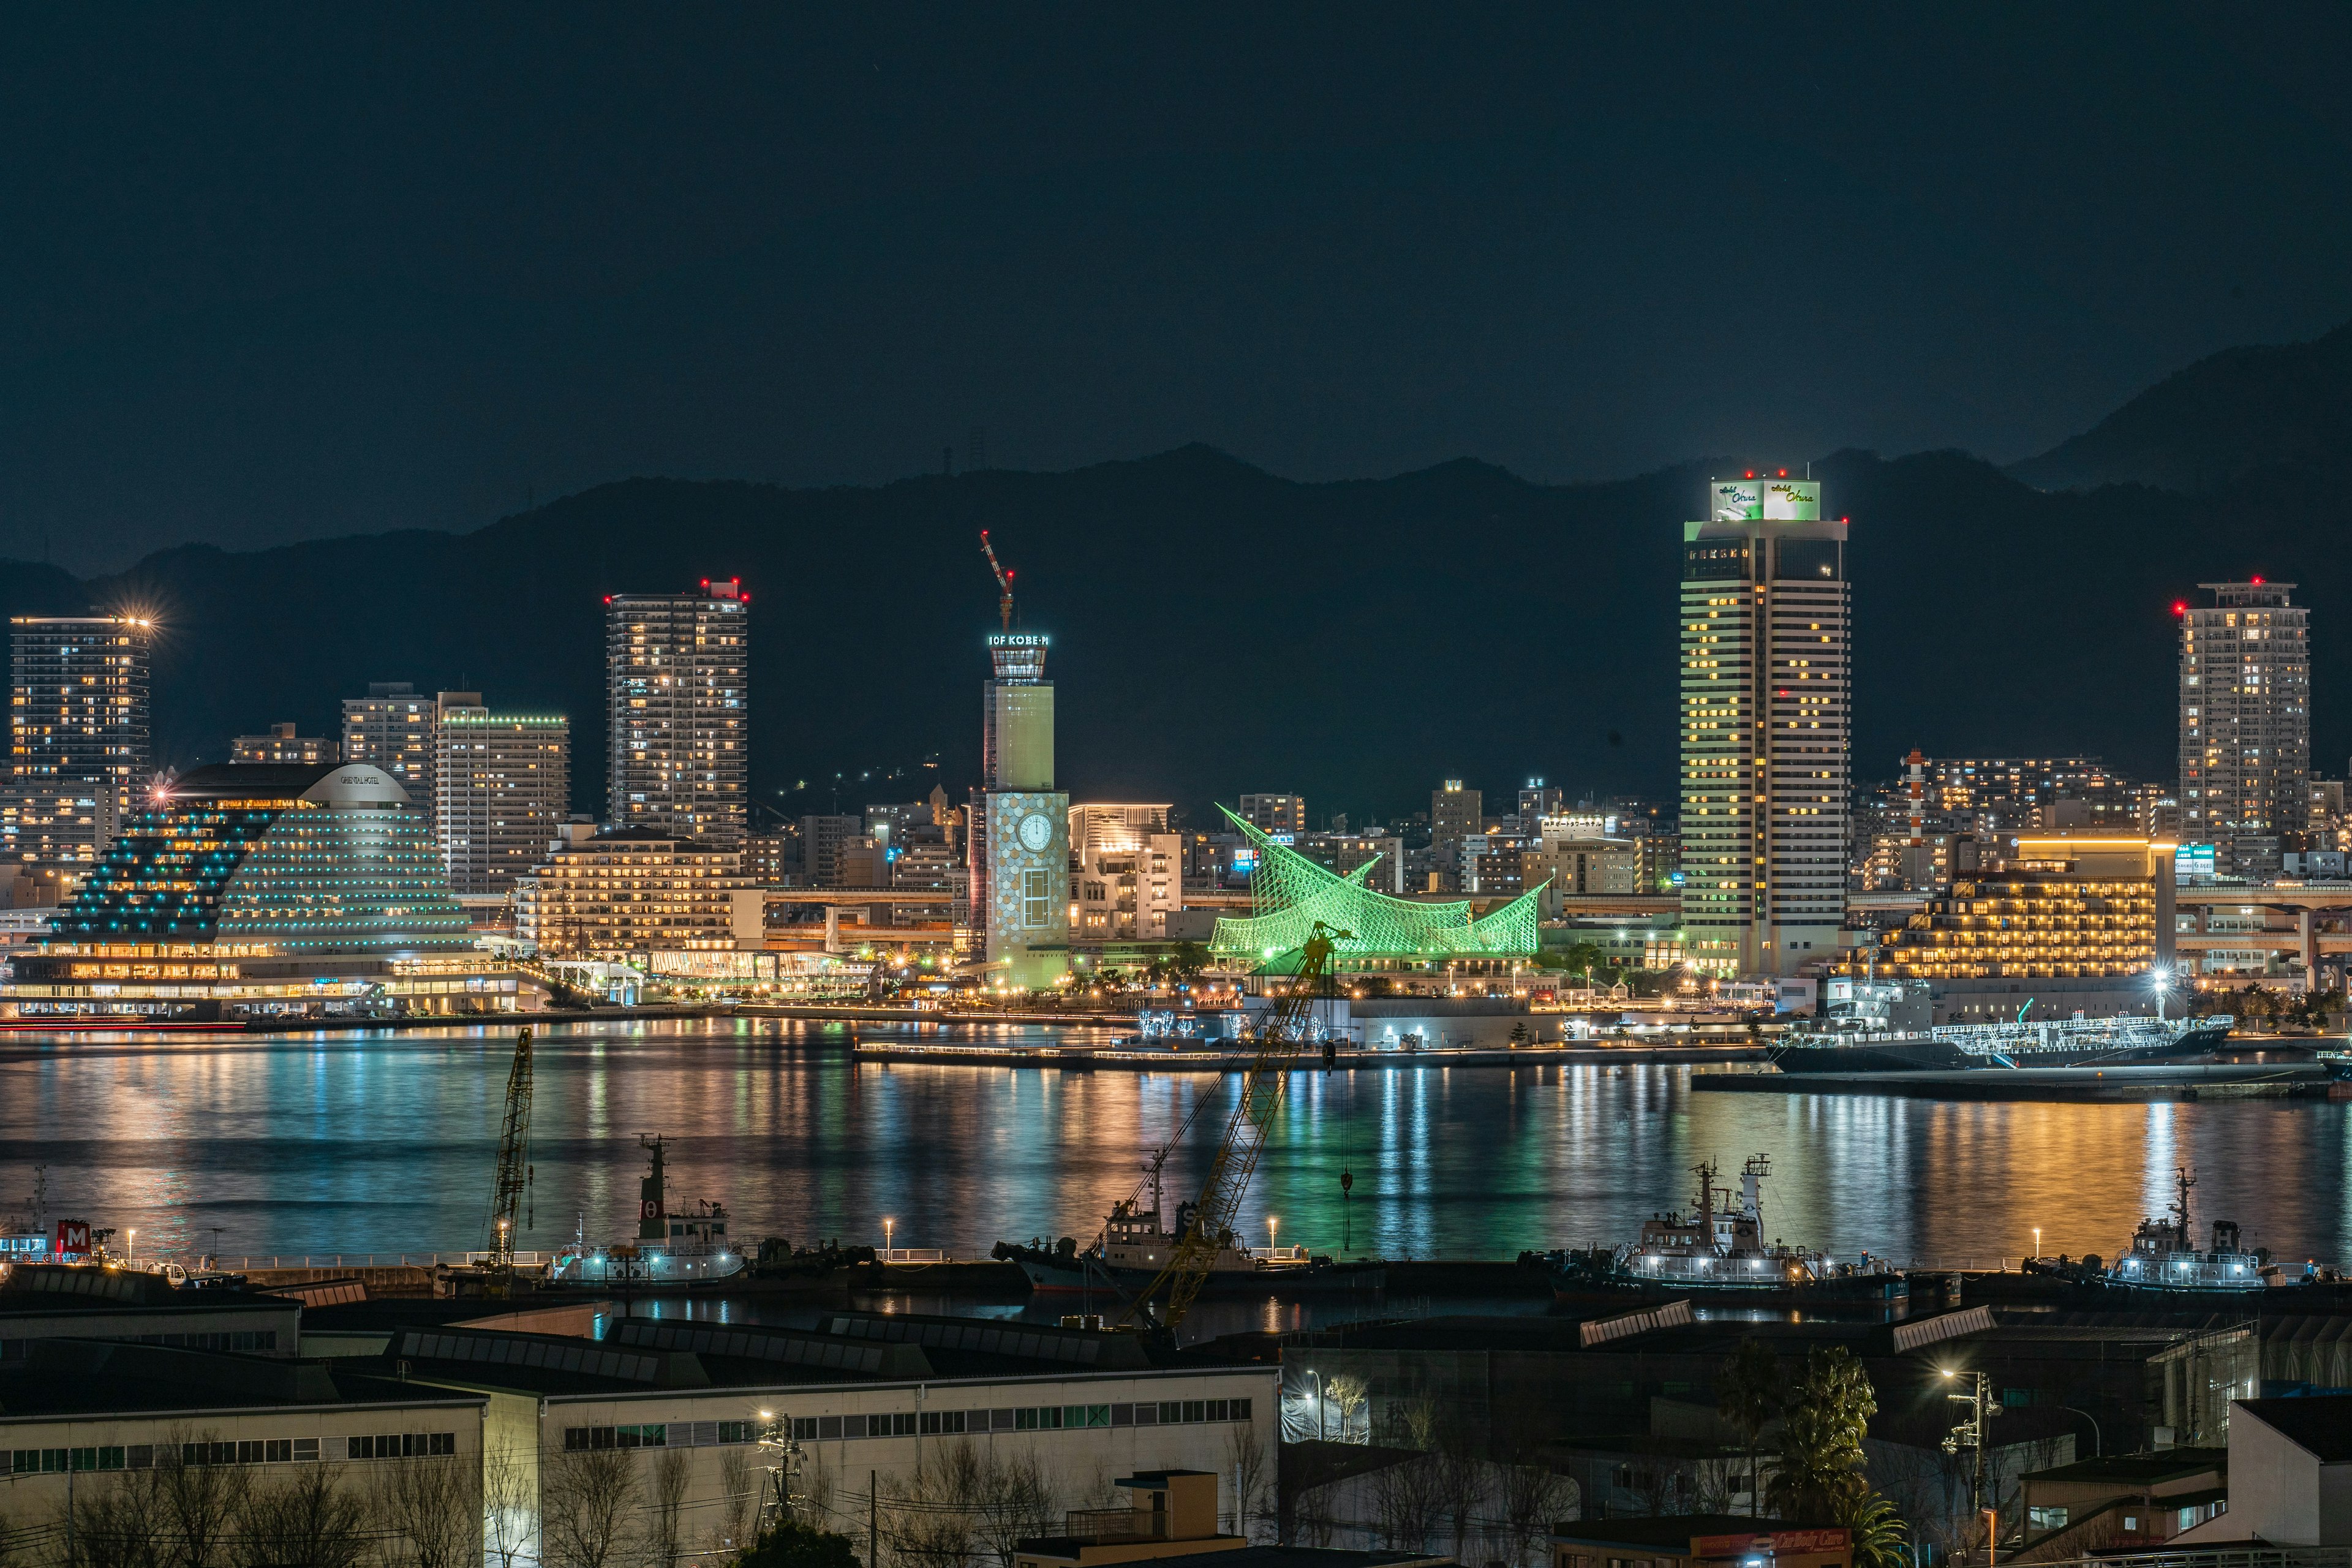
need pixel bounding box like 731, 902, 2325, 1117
1678, 477, 1849, 977
6, 615, 153, 876
606, 580, 749, 846
2180, 580, 2309, 876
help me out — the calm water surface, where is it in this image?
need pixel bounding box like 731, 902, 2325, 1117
6, 1016, 2352, 1268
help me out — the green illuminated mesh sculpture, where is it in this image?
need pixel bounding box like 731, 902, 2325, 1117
1208, 807, 1544, 970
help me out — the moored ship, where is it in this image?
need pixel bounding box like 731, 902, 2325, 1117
1768, 982, 2233, 1075
2102, 1168, 2276, 1294
552, 1135, 745, 1286
1542, 1154, 1903, 1305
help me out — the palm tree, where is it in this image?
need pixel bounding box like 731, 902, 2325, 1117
1765, 1347, 1910, 1568
1716, 1338, 1783, 1518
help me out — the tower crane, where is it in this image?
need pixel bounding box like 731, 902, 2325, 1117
1118, 920, 1351, 1334
486, 1027, 534, 1294
979, 529, 1015, 631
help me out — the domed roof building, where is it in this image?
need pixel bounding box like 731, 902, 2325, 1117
5, 763, 518, 1021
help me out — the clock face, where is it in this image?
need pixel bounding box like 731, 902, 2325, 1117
1017, 812, 1053, 853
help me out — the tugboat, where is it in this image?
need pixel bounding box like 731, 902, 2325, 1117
2103, 1168, 2276, 1294
996, 1150, 1382, 1298
1542, 1155, 1905, 1305
552, 1135, 745, 1286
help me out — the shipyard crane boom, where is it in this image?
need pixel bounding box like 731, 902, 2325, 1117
979, 529, 1015, 631
1119, 920, 1351, 1333
487, 1027, 535, 1284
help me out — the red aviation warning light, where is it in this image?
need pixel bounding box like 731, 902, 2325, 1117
2173, 601, 2188, 616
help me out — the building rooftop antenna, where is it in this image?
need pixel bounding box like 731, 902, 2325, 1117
979, 530, 1014, 632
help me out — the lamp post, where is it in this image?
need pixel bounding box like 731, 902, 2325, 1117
883, 1216, 894, 1263
126, 1229, 135, 1265
1310, 1368, 1325, 1440
1265, 1216, 1278, 1257
2033, 1227, 2041, 1262
2056, 1404, 2103, 1458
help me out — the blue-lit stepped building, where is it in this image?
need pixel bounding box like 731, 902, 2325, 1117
0, 763, 521, 1021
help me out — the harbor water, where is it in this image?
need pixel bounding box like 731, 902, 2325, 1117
6, 1015, 2351, 1269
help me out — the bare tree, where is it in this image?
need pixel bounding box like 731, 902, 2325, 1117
1369, 1456, 1442, 1552
233, 1461, 371, 1568
157, 1433, 254, 1568
1501, 1464, 1574, 1568
884, 1442, 979, 1568
1322, 1376, 1369, 1444
712, 1450, 759, 1559
483, 1441, 538, 1568
967, 1449, 1055, 1568
373, 1455, 483, 1568
544, 1448, 639, 1568
645, 1451, 691, 1568
56, 1466, 165, 1568
1224, 1425, 1270, 1542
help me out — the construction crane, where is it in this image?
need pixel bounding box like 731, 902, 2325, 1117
486, 1027, 535, 1292
979, 529, 1015, 631
1119, 920, 1351, 1334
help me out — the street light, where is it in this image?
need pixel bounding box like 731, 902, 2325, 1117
2033, 1227, 2041, 1262
1265, 1216, 1278, 1256
126, 1229, 135, 1265
883, 1217, 894, 1262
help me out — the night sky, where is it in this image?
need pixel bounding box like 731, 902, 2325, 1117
7, 8, 2352, 572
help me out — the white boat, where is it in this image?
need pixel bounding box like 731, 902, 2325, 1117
552, 1136, 745, 1286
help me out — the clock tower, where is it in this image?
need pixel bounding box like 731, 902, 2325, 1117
970, 631, 1069, 987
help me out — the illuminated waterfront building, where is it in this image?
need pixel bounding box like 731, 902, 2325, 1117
433, 701, 570, 895
1067, 804, 1180, 943
232, 723, 337, 767
513, 827, 752, 957
606, 580, 749, 847
2180, 581, 2309, 877
1207, 809, 1541, 974
6, 615, 153, 875
1866, 833, 2174, 984
0, 763, 511, 1020
1678, 475, 1849, 977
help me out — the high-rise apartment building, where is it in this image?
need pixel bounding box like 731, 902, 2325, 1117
1678, 475, 1849, 976
2180, 581, 2309, 877
233, 723, 337, 767
1430, 782, 1482, 846
433, 696, 570, 895
606, 580, 749, 846
342, 683, 437, 815
1236, 794, 1305, 836
6, 616, 153, 874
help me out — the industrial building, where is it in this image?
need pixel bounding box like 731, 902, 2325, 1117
606, 579, 750, 848
0, 762, 511, 1020
4, 614, 153, 876
1678, 475, 1849, 977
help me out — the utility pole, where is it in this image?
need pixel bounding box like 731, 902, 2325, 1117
870, 1469, 879, 1568
1943, 1368, 1997, 1561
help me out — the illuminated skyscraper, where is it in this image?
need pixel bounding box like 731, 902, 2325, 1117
1678, 475, 1849, 977
606, 580, 749, 846
342, 682, 437, 816
2179, 581, 2308, 878
434, 696, 571, 896
968, 632, 1068, 986
6, 615, 153, 875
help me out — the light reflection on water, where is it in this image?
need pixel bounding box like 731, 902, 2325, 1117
4, 1015, 2350, 1268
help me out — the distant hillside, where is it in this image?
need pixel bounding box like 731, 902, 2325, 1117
11, 319, 2352, 823
2010, 318, 2352, 492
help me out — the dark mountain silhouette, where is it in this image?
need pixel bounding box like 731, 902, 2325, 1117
2010, 318, 2352, 493
9, 334, 2351, 825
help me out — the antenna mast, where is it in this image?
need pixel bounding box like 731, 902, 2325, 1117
978, 530, 1014, 631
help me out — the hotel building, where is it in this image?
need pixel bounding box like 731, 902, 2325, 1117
231, 723, 337, 767
513, 828, 752, 957
0, 763, 513, 1020
606, 580, 749, 847
1678, 476, 1849, 977
341, 683, 438, 817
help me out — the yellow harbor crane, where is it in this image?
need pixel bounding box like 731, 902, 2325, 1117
485, 1027, 534, 1295
1118, 920, 1350, 1333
